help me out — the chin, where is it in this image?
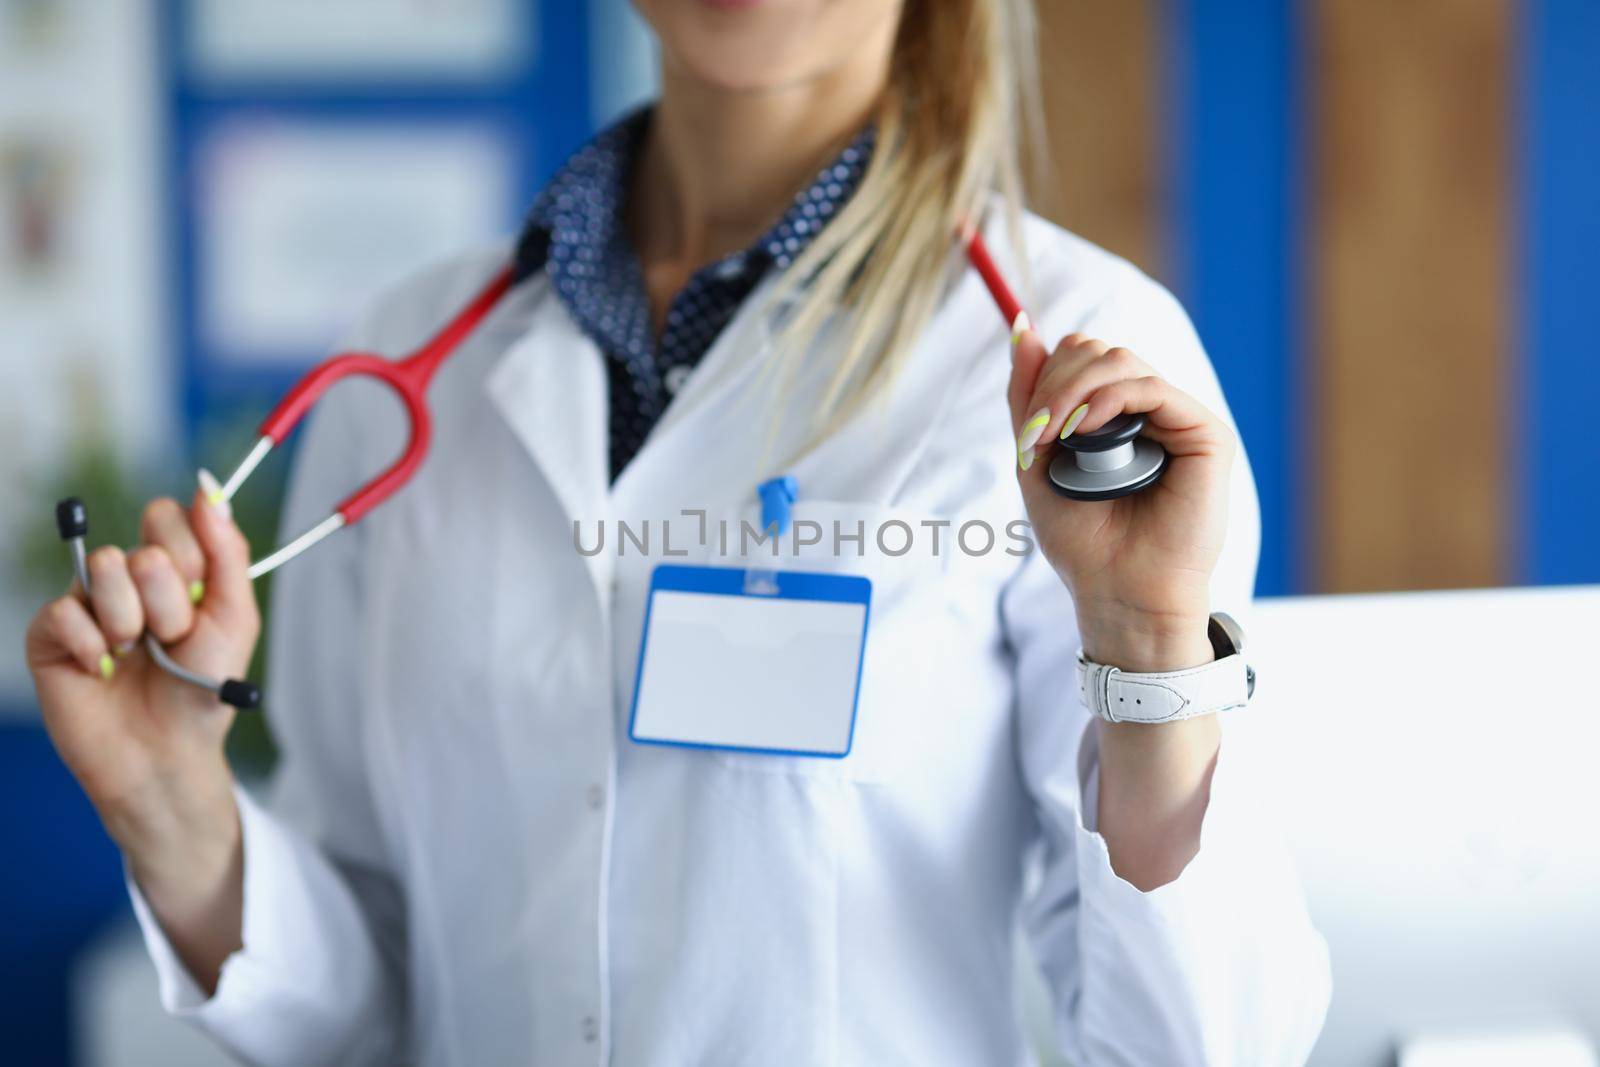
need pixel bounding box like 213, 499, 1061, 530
672, 49, 808, 94
635, 0, 898, 94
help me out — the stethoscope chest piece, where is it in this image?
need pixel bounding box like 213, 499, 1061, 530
1047, 413, 1169, 501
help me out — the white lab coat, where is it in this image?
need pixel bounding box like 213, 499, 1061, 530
130, 210, 1330, 1066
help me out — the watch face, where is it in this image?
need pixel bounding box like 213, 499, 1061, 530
1208, 611, 1246, 658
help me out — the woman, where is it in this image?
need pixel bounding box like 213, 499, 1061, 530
26, 1, 1330, 1063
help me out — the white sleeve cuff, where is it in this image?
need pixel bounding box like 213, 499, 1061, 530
125, 856, 210, 1012
1071, 720, 1246, 905
126, 783, 281, 1020
126, 780, 361, 1038
125, 779, 398, 1064
1076, 722, 1101, 833
1062, 720, 1332, 1064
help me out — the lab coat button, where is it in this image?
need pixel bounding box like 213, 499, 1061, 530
582, 1015, 599, 1043
664, 364, 692, 395
586, 784, 605, 810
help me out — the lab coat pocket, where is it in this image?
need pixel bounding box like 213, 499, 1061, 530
701, 499, 953, 784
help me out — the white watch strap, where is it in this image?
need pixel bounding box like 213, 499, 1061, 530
1076, 650, 1251, 723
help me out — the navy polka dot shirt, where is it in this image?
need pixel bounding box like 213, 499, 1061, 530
513, 109, 876, 481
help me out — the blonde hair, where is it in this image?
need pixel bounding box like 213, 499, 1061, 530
766, 0, 1041, 447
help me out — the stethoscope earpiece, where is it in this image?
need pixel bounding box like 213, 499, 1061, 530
55, 497, 89, 541
55, 496, 260, 710
219, 679, 262, 710
1046, 413, 1169, 501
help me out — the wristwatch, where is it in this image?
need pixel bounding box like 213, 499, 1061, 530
1075, 612, 1256, 724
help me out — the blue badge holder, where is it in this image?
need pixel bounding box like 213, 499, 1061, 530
629, 476, 872, 758
627, 559, 872, 758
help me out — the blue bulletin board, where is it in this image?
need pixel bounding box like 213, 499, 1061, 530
157, 0, 620, 451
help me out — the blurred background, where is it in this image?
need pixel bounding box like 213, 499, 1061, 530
1, 1, 1595, 1064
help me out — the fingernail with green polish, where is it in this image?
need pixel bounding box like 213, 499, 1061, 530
1018, 447, 1035, 472
1017, 408, 1050, 453
1059, 403, 1090, 441
1010, 311, 1032, 347
198, 468, 232, 521
98, 653, 114, 680
189, 580, 205, 604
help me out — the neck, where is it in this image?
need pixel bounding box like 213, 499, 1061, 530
631, 38, 891, 271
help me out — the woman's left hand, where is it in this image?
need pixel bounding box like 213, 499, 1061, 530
1008, 327, 1235, 673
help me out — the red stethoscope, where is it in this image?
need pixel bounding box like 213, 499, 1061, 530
58, 226, 1164, 707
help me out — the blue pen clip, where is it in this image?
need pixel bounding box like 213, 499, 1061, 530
746, 476, 798, 596
758, 476, 799, 538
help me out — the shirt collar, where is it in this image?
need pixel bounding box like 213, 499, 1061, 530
515, 110, 653, 360
513, 108, 876, 336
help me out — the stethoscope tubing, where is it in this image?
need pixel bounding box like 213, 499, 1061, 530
54, 223, 1077, 711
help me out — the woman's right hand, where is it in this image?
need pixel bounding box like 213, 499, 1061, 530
24, 477, 259, 991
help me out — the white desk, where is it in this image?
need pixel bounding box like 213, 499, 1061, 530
1242, 585, 1600, 1065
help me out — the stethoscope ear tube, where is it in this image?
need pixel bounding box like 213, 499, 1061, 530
56, 497, 259, 710
48, 266, 517, 712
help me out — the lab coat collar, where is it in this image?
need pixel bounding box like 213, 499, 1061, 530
482, 273, 808, 601
483, 277, 613, 594
490, 269, 791, 476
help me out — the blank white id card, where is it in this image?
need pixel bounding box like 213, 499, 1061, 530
628, 564, 872, 758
